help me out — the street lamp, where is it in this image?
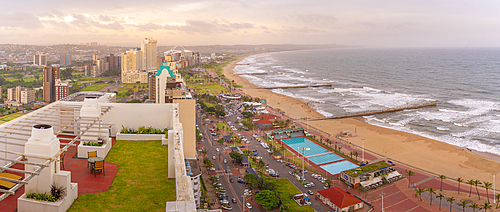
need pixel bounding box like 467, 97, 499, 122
241, 195, 245, 212
361, 138, 365, 163
494, 173, 497, 204
380, 192, 386, 212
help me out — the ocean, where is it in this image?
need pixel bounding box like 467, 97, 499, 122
233, 48, 500, 156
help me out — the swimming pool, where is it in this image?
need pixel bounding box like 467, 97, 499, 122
320, 161, 359, 175
282, 137, 329, 156
307, 153, 344, 165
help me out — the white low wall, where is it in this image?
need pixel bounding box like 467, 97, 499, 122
77, 138, 112, 158
116, 132, 166, 141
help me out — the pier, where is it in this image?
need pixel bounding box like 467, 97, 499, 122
246, 84, 333, 89
308, 102, 437, 121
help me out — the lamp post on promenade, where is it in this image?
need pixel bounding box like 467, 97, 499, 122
494, 173, 497, 204
380, 192, 386, 212
241, 195, 245, 212
361, 137, 365, 163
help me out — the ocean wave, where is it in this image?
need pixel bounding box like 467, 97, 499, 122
436, 127, 450, 131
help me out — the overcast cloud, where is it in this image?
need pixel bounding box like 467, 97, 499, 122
0, 0, 499, 47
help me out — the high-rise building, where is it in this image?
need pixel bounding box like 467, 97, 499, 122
105, 54, 121, 71
33, 54, 47, 66
7, 86, 35, 104
141, 37, 157, 72
43, 65, 61, 103
121, 48, 147, 83
20, 89, 36, 104
60, 54, 72, 66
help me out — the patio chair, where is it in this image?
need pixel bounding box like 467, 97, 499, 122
60, 152, 65, 170
0, 172, 23, 189
87, 151, 97, 168
91, 161, 105, 177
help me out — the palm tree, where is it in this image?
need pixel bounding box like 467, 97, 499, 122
483, 181, 492, 203
201, 148, 209, 157
457, 177, 463, 194
474, 180, 482, 200
414, 187, 425, 201
496, 193, 500, 209
427, 187, 437, 206
446, 196, 455, 212
467, 179, 475, 197
457, 200, 468, 212
353, 151, 359, 161
406, 170, 416, 188
439, 175, 446, 191
437, 193, 445, 210
482, 202, 492, 211
470, 202, 479, 212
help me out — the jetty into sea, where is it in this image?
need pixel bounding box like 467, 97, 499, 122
246, 84, 333, 89
307, 102, 437, 121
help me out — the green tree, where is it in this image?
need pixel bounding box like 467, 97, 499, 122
255, 190, 280, 209
467, 179, 475, 197
437, 193, 445, 210
406, 170, 415, 188
474, 180, 482, 200
60, 68, 73, 80
446, 196, 455, 212
457, 200, 468, 212
482, 202, 492, 211
229, 152, 243, 164
439, 175, 446, 191
483, 181, 492, 203
201, 148, 208, 157
470, 202, 479, 212
427, 187, 437, 206
244, 173, 258, 187
414, 187, 425, 201
456, 177, 463, 194
496, 193, 500, 209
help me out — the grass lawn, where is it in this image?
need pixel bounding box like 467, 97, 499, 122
216, 121, 229, 131
5, 77, 38, 82
68, 140, 175, 212
81, 83, 108, 91
270, 178, 315, 212
188, 79, 228, 94
0, 112, 26, 123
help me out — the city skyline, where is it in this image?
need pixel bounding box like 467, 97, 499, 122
1, 1, 500, 48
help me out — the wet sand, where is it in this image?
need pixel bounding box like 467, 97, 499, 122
223, 54, 500, 189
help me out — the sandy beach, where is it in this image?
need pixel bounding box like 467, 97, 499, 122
223, 55, 500, 190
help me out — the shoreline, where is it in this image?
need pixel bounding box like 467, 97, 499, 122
222, 53, 500, 188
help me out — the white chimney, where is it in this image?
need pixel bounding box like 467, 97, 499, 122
24, 124, 60, 194
80, 96, 101, 118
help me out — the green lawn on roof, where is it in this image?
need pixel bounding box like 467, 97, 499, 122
346, 161, 390, 176
68, 140, 175, 212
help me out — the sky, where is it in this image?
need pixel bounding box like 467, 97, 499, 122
1, 0, 500, 47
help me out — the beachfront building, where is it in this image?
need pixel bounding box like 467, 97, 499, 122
316, 187, 363, 212
340, 160, 403, 190
267, 128, 305, 140
0, 91, 205, 212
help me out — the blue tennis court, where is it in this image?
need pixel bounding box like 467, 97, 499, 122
307, 153, 343, 165
320, 161, 359, 175
282, 137, 329, 156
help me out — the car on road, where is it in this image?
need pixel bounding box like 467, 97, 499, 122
210, 167, 216, 171
223, 159, 227, 164
221, 205, 232, 210
213, 155, 216, 160
230, 179, 234, 183
216, 148, 220, 152
246, 203, 253, 209
308, 190, 314, 195
231, 198, 237, 203
238, 179, 245, 183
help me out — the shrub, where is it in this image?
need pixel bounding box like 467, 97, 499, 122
26, 193, 57, 202
50, 184, 66, 200
120, 126, 168, 134
83, 142, 103, 146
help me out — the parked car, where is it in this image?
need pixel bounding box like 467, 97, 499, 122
238, 179, 245, 183
213, 155, 216, 160
256, 156, 262, 160
308, 190, 314, 195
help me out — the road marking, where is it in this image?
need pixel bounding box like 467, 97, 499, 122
384, 198, 410, 210
405, 205, 420, 212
